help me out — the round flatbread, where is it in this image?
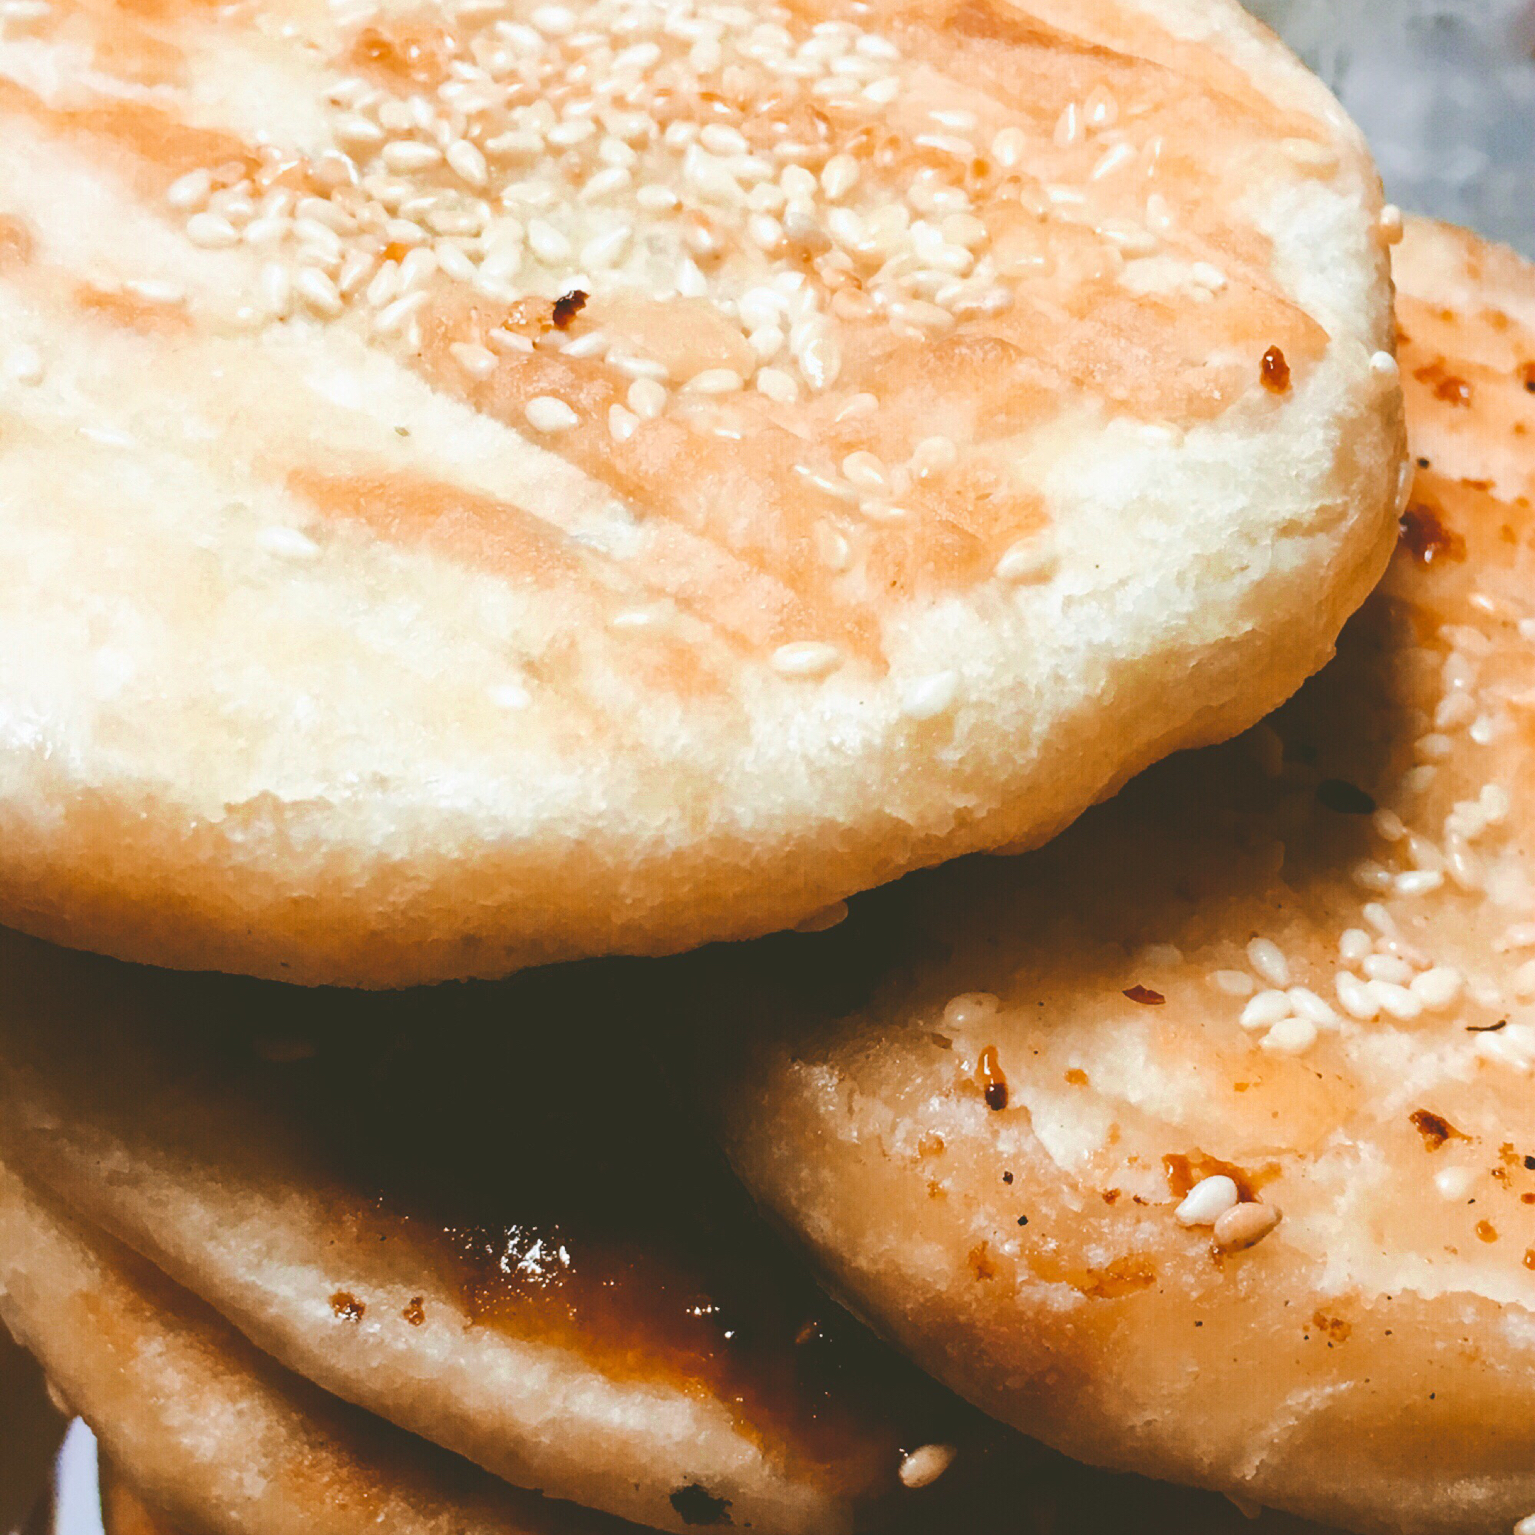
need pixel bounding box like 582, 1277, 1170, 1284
0, 1162, 635, 1535
0, 0, 1401, 985
0, 929, 981, 1535
690, 219, 1535, 1535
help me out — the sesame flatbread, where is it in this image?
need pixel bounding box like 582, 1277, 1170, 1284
690, 219, 1535, 1535
0, 0, 1401, 985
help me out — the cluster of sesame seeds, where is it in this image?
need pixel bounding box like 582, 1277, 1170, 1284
147, 0, 1305, 453
1200, 553, 1535, 1065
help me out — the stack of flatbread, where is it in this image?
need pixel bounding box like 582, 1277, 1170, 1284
1, 0, 1530, 1530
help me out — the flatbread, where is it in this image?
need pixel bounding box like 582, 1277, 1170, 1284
691, 219, 1535, 1535
0, 0, 1401, 985
0, 1162, 638, 1535
0, 931, 980, 1535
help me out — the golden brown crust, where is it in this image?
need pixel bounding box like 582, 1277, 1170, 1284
695, 219, 1535, 1535
0, 1164, 634, 1535
0, 0, 1399, 983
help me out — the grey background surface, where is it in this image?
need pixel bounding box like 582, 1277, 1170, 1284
1245, 0, 1535, 254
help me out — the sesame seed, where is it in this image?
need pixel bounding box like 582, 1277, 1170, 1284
527, 218, 572, 263
1339, 929, 1373, 963
1362, 903, 1397, 936
1053, 102, 1082, 148
4, 344, 44, 387
446, 138, 489, 187
1370, 351, 1399, 382
1410, 967, 1464, 1011
898, 1444, 958, 1491
1246, 938, 1291, 988
1084, 86, 1119, 130
1369, 980, 1423, 1021
1434, 1165, 1477, 1200
1240, 990, 1292, 1031
685, 368, 744, 394
1190, 261, 1227, 293
1090, 142, 1136, 181
1282, 138, 1339, 173
996, 536, 1056, 584
1335, 972, 1381, 1021
489, 682, 531, 710
255, 525, 322, 561
1175, 1175, 1239, 1228
1261, 1016, 1318, 1055
1212, 1201, 1281, 1252
820, 153, 859, 200
524, 395, 579, 432
1372, 808, 1406, 842
1395, 869, 1444, 897
627, 378, 666, 419
1363, 953, 1414, 985
295, 267, 344, 318
756, 367, 799, 403
607, 402, 639, 441
841, 451, 888, 492
186, 212, 239, 248
1210, 970, 1255, 997
449, 341, 498, 379
942, 993, 998, 1029
373, 291, 428, 336
1351, 861, 1394, 893
900, 671, 958, 721
1287, 987, 1339, 1027
794, 901, 849, 934
166, 168, 213, 211
797, 326, 842, 391
991, 127, 1025, 167
1379, 204, 1404, 245
382, 140, 443, 174
771, 641, 842, 679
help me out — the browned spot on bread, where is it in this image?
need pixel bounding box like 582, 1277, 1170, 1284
550, 289, 588, 331
402, 1297, 426, 1326
350, 17, 458, 87
978, 1045, 1008, 1110
1077, 1255, 1157, 1299
967, 1242, 998, 1281
1122, 985, 1164, 1005
0, 76, 256, 192
1311, 1311, 1352, 1342
0, 215, 34, 270
329, 1291, 365, 1322
1415, 359, 1474, 407
1409, 1109, 1469, 1150
75, 283, 190, 334
1399, 501, 1467, 567
289, 468, 585, 589
1064, 1067, 1089, 1086
1260, 345, 1291, 394
1475, 1221, 1498, 1244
